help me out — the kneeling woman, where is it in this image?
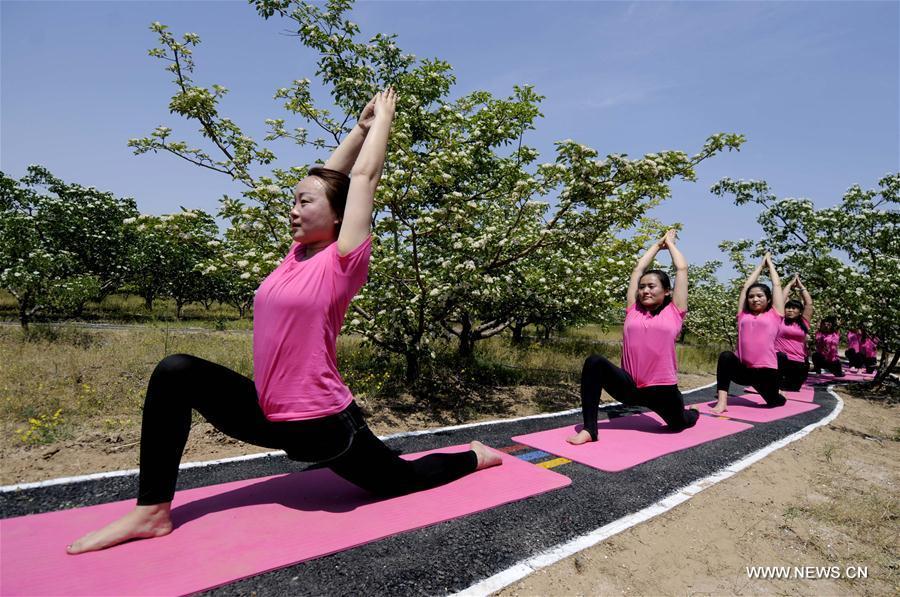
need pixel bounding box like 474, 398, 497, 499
568, 230, 698, 445
811, 316, 844, 377
68, 89, 500, 555
711, 253, 787, 414
774, 275, 813, 390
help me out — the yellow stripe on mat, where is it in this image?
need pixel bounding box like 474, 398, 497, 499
537, 457, 570, 469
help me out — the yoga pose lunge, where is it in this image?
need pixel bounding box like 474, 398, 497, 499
67, 89, 500, 555
568, 229, 699, 445
774, 275, 812, 390
811, 316, 844, 377
711, 253, 787, 414
845, 328, 864, 372
859, 331, 879, 374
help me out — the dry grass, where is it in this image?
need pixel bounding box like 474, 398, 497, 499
0, 321, 721, 451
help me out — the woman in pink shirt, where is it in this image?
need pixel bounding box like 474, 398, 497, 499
711, 253, 787, 414
845, 329, 864, 372
859, 329, 878, 373
775, 275, 813, 390
811, 316, 844, 377
568, 230, 698, 445
68, 89, 500, 555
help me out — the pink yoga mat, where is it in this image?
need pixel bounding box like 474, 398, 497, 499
0, 445, 569, 596
696, 393, 821, 422
744, 386, 815, 402
807, 371, 873, 383
511, 413, 753, 472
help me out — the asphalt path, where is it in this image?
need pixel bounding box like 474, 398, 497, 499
1, 381, 842, 596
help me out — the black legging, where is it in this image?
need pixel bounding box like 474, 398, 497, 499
845, 348, 876, 371
137, 354, 477, 505
845, 348, 864, 370
811, 351, 844, 377
716, 351, 786, 406
777, 352, 809, 391
579, 355, 699, 441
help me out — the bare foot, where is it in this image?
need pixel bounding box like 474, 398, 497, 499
67, 504, 173, 554
710, 400, 728, 414
470, 441, 502, 470
566, 429, 594, 445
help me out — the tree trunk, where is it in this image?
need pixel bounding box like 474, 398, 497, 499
874, 351, 898, 386
404, 351, 421, 384
18, 301, 30, 331
144, 294, 154, 311
457, 313, 474, 358
175, 300, 185, 320
511, 320, 525, 344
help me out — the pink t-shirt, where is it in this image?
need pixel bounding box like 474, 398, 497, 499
815, 331, 840, 362
846, 330, 861, 352
252, 237, 371, 421
774, 318, 809, 363
736, 308, 782, 369
621, 302, 685, 388
861, 336, 878, 358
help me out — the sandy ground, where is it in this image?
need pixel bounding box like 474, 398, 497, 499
497, 386, 899, 597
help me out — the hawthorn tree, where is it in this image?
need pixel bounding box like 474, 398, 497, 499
130, 0, 744, 382
0, 167, 139, 327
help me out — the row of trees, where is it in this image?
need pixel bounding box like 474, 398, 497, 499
0, 165, 268, 326
682, 173, 898, 383
3, 0, 895, 385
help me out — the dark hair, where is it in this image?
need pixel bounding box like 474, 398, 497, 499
783, 299, 808, 332
819, 315, 837, 331
637, 269, 672, 313
308, 166, 350, 228
743, 283, 772, 312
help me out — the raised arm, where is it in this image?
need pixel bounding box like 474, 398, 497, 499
626, 234, 664, 309
796, 276, 813, 321
782, 274, 797, 297
737, 257, 766, 315
323, 97, 376, 175
765, 253, 785, 315
664, 230, 688, 312
337, 88, 396, 256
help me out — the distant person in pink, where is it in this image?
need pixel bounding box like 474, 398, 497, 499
811, 316, 844, 377
712, 253, 787, 414
775, 275, 813, 390
68, 89, 500, 556
568, 230, 699, 445
845, 328, 863, 372
859, 330, 879, 374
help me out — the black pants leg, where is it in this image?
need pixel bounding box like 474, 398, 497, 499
864, 356, 877, 373
777, 352, 809, 391
137, 354, 477, 505
716, 351, 786, 407
845, 348, 864, 369
812, 352, 843, 377
579, 355, 697, 440
326, 428, 477, 497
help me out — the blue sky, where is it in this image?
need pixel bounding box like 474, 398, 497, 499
3, 1, 898, 271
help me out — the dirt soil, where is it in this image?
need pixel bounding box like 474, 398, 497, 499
497, 386, 899, 597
